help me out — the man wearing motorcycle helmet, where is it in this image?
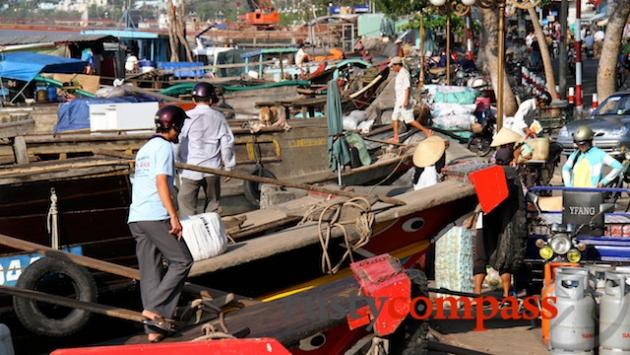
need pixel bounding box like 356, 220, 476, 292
177, 82, 235, 217
562, 125, 623, 187
505, 91, 551, 139
128, 105, 193, 342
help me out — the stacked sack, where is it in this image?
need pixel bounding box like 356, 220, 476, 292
435, 225, 474, 292
424, 85, 478, 131
181, 212, 228, 261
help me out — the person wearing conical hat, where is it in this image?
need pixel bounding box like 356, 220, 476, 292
412, 136, 447, 190
490, 127, 524, 166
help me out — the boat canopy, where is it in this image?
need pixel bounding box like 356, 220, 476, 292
242, 48, 297, 59
0, 52, 86, 82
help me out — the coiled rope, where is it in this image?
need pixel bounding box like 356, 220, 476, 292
300, 197, 374, 274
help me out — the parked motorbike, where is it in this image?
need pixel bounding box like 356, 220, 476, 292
518, 141, 562, 191
528, 192, 614, 262
467, 109, 496, 157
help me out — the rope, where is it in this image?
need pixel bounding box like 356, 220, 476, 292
367, 148, 406, 195
192, 321, 235, 342
300, 197, 374, 274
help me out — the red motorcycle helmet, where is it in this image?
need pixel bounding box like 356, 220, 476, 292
154, 105, 188, 133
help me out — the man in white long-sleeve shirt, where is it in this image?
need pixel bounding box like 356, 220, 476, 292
177, 82, 235, 217
504, 91, 550, 138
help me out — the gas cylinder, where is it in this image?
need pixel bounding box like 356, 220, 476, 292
586, 265, 613, 296
599, 271, 630, 355
550, 268, 595, 355
542, 263, 580, 346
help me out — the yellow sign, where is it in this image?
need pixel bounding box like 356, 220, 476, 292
287, 138, 327, 148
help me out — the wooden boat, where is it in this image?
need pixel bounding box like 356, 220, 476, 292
6, 177, 478, 353
1, 141, 481, 350
0, 118, 414, 212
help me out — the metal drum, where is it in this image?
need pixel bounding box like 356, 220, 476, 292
599, 271, 630, 355
551, 268, 596, 355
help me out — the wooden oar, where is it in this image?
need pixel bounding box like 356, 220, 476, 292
93, 149, 407, 206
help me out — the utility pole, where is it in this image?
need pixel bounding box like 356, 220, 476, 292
558, 0, 568, 99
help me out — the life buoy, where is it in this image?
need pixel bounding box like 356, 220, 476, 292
243, 167, 276, 206
13, 257, 97, 337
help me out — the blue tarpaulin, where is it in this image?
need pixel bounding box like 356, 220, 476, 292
54, 96, 158, 133
157, 62, 205, 78
0, 52, 87, 82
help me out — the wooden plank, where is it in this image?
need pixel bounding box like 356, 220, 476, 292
188, 222, 350, 276
12, 136, 28, 164
0, 165, 129, 185
0, 159, 132, 178
0, 118, 34, 139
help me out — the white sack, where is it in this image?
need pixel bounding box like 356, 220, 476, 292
181, 212, 228, 261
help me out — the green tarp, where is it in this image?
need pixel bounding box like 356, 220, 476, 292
160, 80, 309, 97
326, 80, 351, 172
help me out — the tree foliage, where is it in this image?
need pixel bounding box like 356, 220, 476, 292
375, 0, 429, 17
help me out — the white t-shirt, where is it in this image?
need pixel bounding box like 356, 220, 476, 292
295, 48, 307, 66
125, 55, 138, 72
394, 67, 411, 107
594, 30, 605, 42
505, 98, 536, 137
526, 34, 535, 48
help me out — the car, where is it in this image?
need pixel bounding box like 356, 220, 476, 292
557, 91, 630, 156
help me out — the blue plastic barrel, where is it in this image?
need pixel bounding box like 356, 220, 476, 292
47, 86, 57, 102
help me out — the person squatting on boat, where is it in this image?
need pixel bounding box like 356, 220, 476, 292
562, 125, 623, 188
503, 91, 551, 139
471, 127, 527, 300
128, 106, 193, 343
177, 82, 236, 217
412, 136, 447, 190
389, 56, 433, 144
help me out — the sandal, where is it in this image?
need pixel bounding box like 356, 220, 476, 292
143, 316, 176, 333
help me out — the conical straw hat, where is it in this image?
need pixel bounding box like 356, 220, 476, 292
413, 136, 446, 168
490, 127, 522, 147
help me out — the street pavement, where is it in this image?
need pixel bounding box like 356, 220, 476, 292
553, 56, 599, 108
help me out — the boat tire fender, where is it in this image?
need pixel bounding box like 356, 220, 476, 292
243, 167, 276, 206
13, 257, 97, 337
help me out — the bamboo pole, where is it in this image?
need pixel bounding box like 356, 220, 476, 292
0, 233, 250, 302
0, 233, 140, 279
361, 136, 406, 146
0, 285, 148, 324
93, 149, 407, 206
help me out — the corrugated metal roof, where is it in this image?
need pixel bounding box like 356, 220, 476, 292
82, 29, 164, 39
0, 30, 116, 46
